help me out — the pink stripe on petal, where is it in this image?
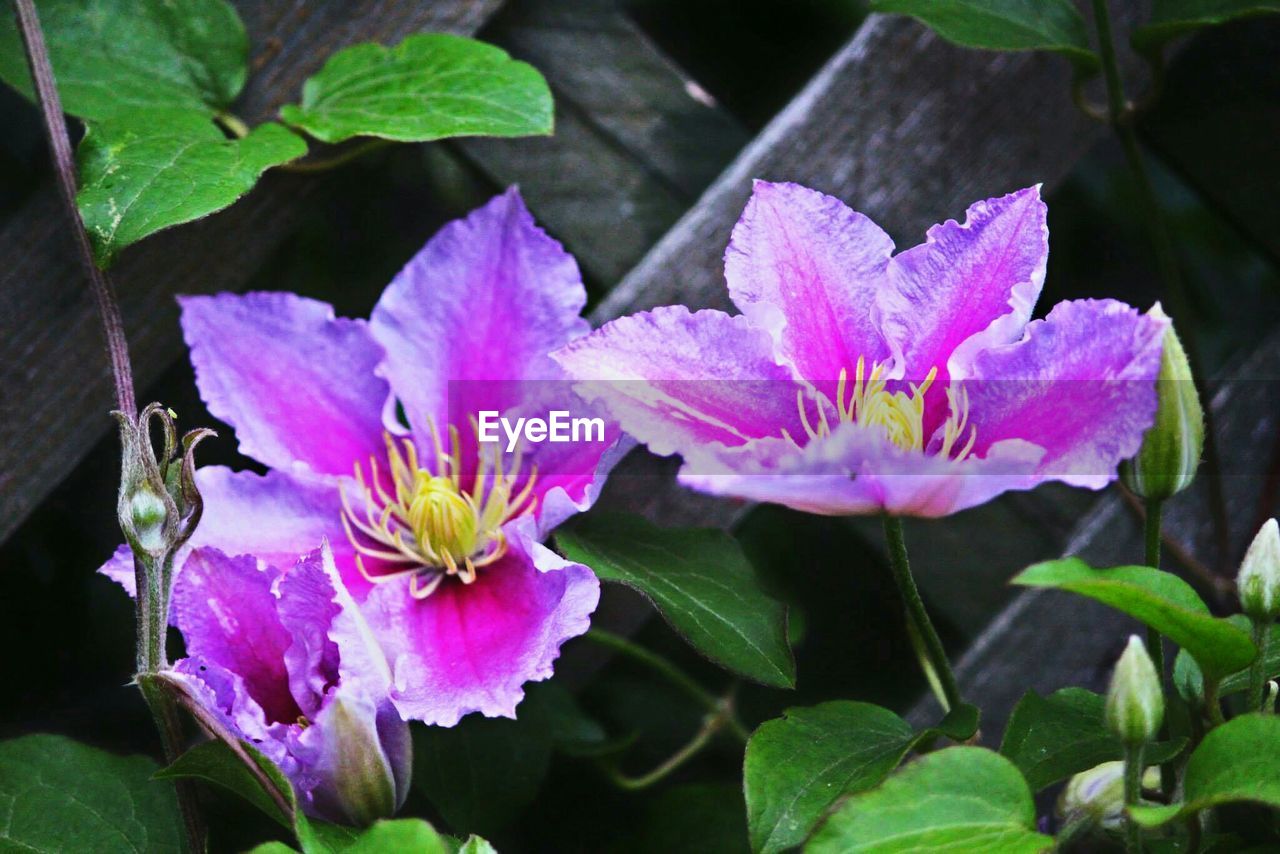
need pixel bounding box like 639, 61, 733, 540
362, 538, 599, 726
370, 187, 589, 443
879, 186, 1048, 383
726, 181, 895, 384
180, 292, 388, 478
553, 306, 805, 458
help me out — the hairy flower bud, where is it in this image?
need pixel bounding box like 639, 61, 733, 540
1106, 635, 1164, 745
114, 403, 214, 561
1238, 519, 1280, 621
1120, 305, 1203, 501
1058, 760, 1161, 832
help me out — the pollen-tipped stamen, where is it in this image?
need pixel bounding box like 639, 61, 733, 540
340, 420, 539, 597
785, 357, 977, 461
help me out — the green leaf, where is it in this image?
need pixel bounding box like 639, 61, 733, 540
868, 0, 1098, 69
155, 739, 290, 828
1131, 714, 1280, 827
76, 111, 305, 265
0, 0, 247, 121
558, 513, 795, 688
746, 702, 927, 854
0, 734, 181, 852
158, 738, 358, 854
343, 819, 451, 854
280, 33, 553, 145
745, 702, 982, 853
1174, 617, 1280, 704
807, 747, 1052, 852
1000, 688, 1185, 791
1012, 558, 1256, 678
1133, 0, 1280, 51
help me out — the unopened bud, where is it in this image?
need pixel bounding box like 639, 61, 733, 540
1120, 305, 1203, 501
1058, 760, 1161, 832
1238, 519, 1280, 621
126, 486, 169, 553
307, 696, 411, 827
1106, 635, 1164, 745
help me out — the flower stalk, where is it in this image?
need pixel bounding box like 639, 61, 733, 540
11, 2, 204, 847
882, 517, 962, 713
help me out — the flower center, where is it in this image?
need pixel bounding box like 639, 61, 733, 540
787, 357, 977, 460
340, 422, 537, 598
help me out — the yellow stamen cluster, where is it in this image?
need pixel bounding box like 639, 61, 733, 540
786, 357, 977, 460
340, 422, 537, 599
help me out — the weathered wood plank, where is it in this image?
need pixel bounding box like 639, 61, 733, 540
0, 2, 503, 545
909, 331, 1280, 738
459, 0, 748, 284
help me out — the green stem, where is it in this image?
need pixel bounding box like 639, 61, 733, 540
1123, 742, 1146, 854
602, 709, 729, 790
279, 138, 394, 174
1142, 499, 1175, 798
1090, 0, 1230, 572
1204, 677, 1226, 728
586, 629, 749, 742
1249, 618, 1271, 713
882, 517, 962, 712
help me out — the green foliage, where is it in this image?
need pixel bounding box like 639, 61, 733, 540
868, 0, 1098, 69
1174, 617, 1280, 703
1133, 0, 1280, 51
280, 34, 553, 144
1000, 687, 1185, 791
745, 701, 959, 854
0, 0, 246, 121
558, 513, 795, 688
76, 112, 305, 265
157, 738, 360, 853
806, 746, 1052, 852
249, 819, 470, 854
0, 733, 181, 852
1130, 714, 1280, 827
1012, 559, 1256, 678
0, 4, 552, 262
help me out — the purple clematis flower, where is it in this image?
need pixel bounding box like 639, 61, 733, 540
553, 181, 1168, 518
167, 543, 411, 826
103, 189, 624, 726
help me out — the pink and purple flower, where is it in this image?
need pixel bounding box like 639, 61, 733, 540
166, 543, 410, 826
553, 181, 1168, 518
104, 189, 623, 726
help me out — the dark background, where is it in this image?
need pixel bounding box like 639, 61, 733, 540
1, 2, 1277, 850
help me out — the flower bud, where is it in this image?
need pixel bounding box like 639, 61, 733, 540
1058, 760, 1161, 832
1106, 635, 1164, 745
114, 404, 214, 561
305, 696, 411, 827
1238, 519, 1280, 621
1120, 305, 1203, 501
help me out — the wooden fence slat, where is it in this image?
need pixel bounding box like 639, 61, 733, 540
459, 0, 748, 284
0, 2, 503, 545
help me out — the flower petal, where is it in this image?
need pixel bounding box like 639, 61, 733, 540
552, 305, 805, 457
168, 658, 292, 773
963, 299, 1168, 489
878, 186, 1048, 382
170, 548, 300, 725
180, 292, 389, 478
360, 538, 599, 725
274, 550, 342, 719
679, 425, 1045, 518
370, 187, 589, 440
725, 181, 895, 384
